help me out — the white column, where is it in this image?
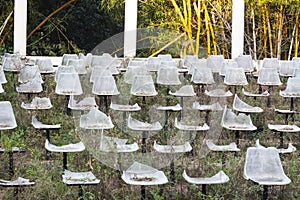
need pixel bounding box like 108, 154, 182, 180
231, 0, 244, 59
14, 0, 27, 55
124, 0, 138, 57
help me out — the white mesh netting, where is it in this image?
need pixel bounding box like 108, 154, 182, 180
67, 59, 87, 75
279, 61, 296, 77
280, 77, 300, 97
205, 140, 240, 152
206, 55, 224, 73
183, 55, 199, 68
45, 139, 85, 153
16, 78, 43, 93
183, 170, 229, 185
268, 124, 300, 132
18, 65, 43, 84
90, 67, 112, 83
80, 107, 114, 129
174, 117, 209, 131
0, 177, 35, 186
62, 170, 100, 185
0, 84, 4, 93
156, 104, 182, 111
61, 54, 78, 65
68, 96, 97, 111
192, 102, 223, 111
146, 57, 161, 72
157, 66, 181, 85
224, 68, 248, 86
127, 114, 162, 131
293, 68, 300, 77
124, 66, 148, 84
122, 162, 168, 185
262, 58, 279, 70
31, 116, 61, 129
110, 102, 141, 112
0, 101, 17, 130
157, 54, 172, 61
153, 141, 192, 153
2, 54, 22, 72
36, 59, 55, 74
255, 139, 296, 154
242, 88, 270, 97
219, 60, 238, 76
130, 75, 157, 96
188, 59, 207, 75
221, 106, 257, 131
235, 55, 254, 73
191, 67, 215, 84
0, 66, 7, 84
55, 65, 76, 82
21, 97, 52, 110
100, 131, 139, 153
55, 73, 83, 95
232, 94, 263, 113
169, 85, 196, 97
205, 88, 233, 98
92, 75, 119, 95
257, 67, 282, 86
244, 147, 291, 185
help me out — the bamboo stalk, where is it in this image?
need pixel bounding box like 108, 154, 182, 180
187, 0, 192, 34
203, 2, 217, 55
208, 10, 218, 55
246, 5, 251, 54
288, 24, 296, 60
171, 0, 194, 53
265, 6, 273, 57
261, 6, 268, 58
48, 20, 78, 51
27, 0, 76, 40
170, 0, 187, 30
182, 0, 188, 57
170, 0, 194, 55
150, 33, 185, 57
0, 11, 13, 38
183, 0, 188, 29
26, 5, 74, 48
203, 2, 211, 56
276, 5, 283, 59
187, 0, 195, 54
251, 6, 257, 61
193, 0, 201, 56
0, 24, 13, 47
217, 1, 228, 58
295, 9, 299, 57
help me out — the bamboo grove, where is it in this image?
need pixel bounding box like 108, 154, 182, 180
105, 0, 300, 59
0, 0, 300, 59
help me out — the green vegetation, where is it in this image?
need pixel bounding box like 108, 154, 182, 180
1, 0, 299, 58
0, 0, 123, 55
0, 0, 300, 199
0, 67, 299, 199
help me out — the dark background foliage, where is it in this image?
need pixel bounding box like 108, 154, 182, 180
0, 0, 123, 55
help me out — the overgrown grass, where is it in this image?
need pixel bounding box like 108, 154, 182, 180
0, 68, 299, 199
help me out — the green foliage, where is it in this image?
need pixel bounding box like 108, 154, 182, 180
100, 0, 125, 23
0, 0, 123, 55
66, 0, 123, 52
150, 188, 164, 200
1, 2, 300, 198
0, 1, 13, 54
0, 58, 299, 199
2, 0, 300, 57
246, 0, 300, 6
